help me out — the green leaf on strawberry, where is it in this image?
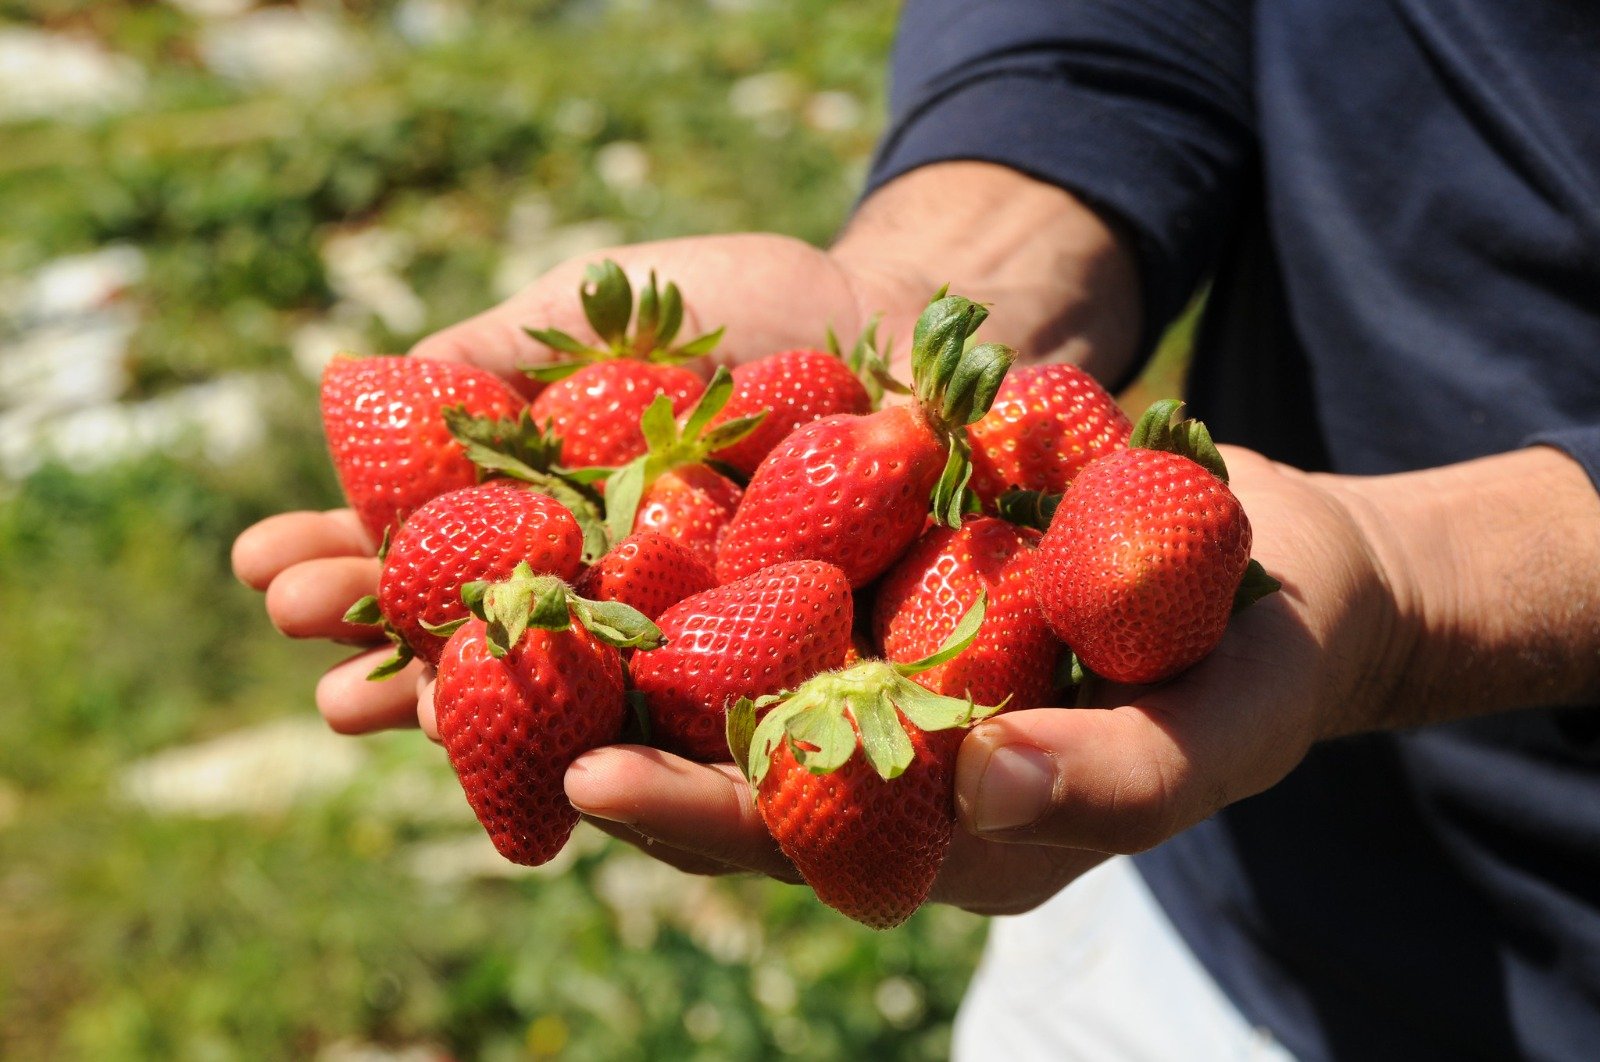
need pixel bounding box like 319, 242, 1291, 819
1128, 398, 1229, 482
601, 366, 764, 544
466, 561, 664, 660
522, 260, 724, 379
442, 406, 611, 563
732, 595, 998, 787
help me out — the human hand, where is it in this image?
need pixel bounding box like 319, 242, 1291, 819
232, 232, 930, 734
234, 163, 1141, 740
560, 446, 1424, 912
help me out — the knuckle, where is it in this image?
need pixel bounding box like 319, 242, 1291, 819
1102, 755, 1189, 854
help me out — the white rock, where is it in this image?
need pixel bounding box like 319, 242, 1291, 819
197, 9, 366, 91
164, 0, 255, 19
117, 717, 367, 818
805, 90, 863, 133
0, 372, 277, 478
729, 71, 801, 119
290, 314, 371, 381
494, 220, 623, 300
320, 227, 427, 337
0, 28, 145, 123
594, 141, 652, 193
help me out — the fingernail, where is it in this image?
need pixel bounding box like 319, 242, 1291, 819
973, 745, 1056, 833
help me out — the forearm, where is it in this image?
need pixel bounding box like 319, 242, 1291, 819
831, 162, 1143, 383
1330, 445, 1600, 735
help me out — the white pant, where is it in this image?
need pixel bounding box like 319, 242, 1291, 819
954, 858, 1298, 1062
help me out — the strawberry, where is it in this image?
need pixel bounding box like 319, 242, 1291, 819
342, 482, 586, 676
630, 560, 854, 762
728, 597, 998, 929
320, 354, 526, 541
527, 360, 704, 468
874, 516, 1059, 709
716, 295, 1016, 588
706, 324, 889, 475
573, 531, 716, 622
432, 563, 663, 865
520, 260, 721, 467
1031, 400, 1279, 685
600, 366, 762, 567
966, 363, 1131, 505
632, 464, 742, 567
523, 259, 724, 379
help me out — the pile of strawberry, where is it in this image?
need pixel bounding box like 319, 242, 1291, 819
319, 262, 1278, 930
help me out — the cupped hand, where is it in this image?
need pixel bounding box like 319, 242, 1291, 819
232, 233, 937, 736
563, 446, 1421, 914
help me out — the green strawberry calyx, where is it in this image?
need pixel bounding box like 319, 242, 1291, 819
346, 521, 420, 680
429, 561, 665, 659
522, 259, 724, 382
1127, 397, 1282, 610
907, 292, 1017, 529
1128, 398, 1230, 482
826, 315, 907, 410
1051, 399, 1282, 693
443, 406, 610, 564
727, 593, 1000, 789
343, 591, 424, 682
601, 365, 765, 543
994, 488, 1063, 532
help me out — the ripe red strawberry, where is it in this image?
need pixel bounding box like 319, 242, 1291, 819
528, 360, 704, 468
519, 260, 721, 466
343, 482, 585, 676
433, 564, 663, 865
759, 718, 962, 929
573, 531, 716, 621
320, 354, 526, 541
874, 516, 1059, 709
632, 464, 742, 567
707, 327, 884, 475
728, 597, 998, 928
600, 366, 761, 567
967, 363, 1131, 505
1031, 401, 1278, 685
630, 560, 854, 762
716, 295, 1016, 588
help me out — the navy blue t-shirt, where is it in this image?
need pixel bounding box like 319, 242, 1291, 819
868, 2, 1600, 1058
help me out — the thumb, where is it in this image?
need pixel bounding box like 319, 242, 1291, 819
407, 255, 601, 390
953, 704, 1238, 855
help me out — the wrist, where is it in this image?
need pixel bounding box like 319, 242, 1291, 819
1323, 447, 1600, 733
830, 162, 1142, 382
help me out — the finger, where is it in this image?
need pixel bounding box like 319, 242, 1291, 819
417, 672, 440, 743
955, 653, 1313, 856
316, 649, 424, 734
564, 745, 799, 883
264, 556, 384, 640
581, 816, 752, 878
233, 509, 374, 590
954, 705, 1200, 854
930, 830, 1108, 916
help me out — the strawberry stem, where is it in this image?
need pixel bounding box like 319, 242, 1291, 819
905, 293, 1017, 527
466, 562, 665, 658
521, 259, 724, 377
728, 597, 997, 787
601, 366, 764, 543
1129, 399, 1229, 482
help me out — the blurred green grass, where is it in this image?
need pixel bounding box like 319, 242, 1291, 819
0, 2, 1195, 1057
0, 2, 1001, 1058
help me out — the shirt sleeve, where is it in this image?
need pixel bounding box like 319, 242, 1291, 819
865, 0, 1257, 366
1529, 428, 1600, 497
